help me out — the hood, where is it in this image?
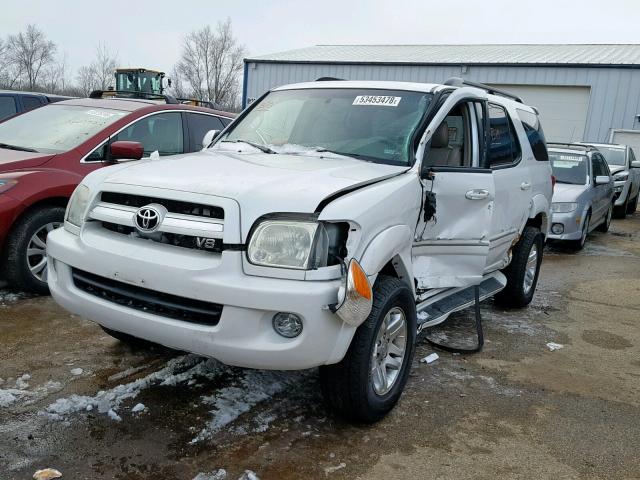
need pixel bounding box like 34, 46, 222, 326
552, 182, 588, 203
0, 148, 56, 171
102, 148, 408, 229
608, 165, 627, 176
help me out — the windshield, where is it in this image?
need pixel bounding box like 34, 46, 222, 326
549, 152, 588, 185
0, 104, 126, 153
597, 146, 626, 166
221, 88, 433, 165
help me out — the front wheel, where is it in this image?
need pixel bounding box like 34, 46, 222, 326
3, 206, 65, 294
319, 276, 416, 423
626, 193, 638, 214
494, 226, 544, 308
613, 194, 628, 219
569, 212, 590, 250
596, 204, 613, 232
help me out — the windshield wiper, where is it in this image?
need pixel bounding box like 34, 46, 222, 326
221, 139, 276, 154
0, 142, 38, 153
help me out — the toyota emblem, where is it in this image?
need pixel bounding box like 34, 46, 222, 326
134, 205, 165, 233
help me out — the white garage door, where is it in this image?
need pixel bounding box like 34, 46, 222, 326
610, 130, 640, 156
490, 84, 591, 142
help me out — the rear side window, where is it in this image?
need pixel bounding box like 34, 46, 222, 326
22, 96, 43, 112
487, 103, 521, 167
187, 113, 225, 150
517, 109, 548, 161
0, 96, 17, 121
115, 112, 184, 156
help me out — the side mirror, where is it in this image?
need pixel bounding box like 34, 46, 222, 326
110, 141, 144, 161
631, 160, 640, 168
595, 175, 610, 185
202, 129, 221, 149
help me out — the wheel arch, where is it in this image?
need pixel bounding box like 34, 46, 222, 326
358, 225, 415, 297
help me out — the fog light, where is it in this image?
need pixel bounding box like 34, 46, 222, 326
551, 223, 564, 235
272, 312, 303, 338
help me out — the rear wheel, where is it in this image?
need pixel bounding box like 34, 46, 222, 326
596, 204, 613, 232
3, 206, 65, 294
319, 276, 416, 423
495, 226, 544, 308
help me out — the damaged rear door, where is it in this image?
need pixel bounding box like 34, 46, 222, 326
413, 90, 495, 289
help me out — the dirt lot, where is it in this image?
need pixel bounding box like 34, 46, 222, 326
1, 213, 639, 480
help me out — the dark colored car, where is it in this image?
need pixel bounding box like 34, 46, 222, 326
0, 90, 73, 122
0, 96, 234, 293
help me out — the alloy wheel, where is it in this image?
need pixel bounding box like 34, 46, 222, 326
26, 222, 62, 283
523, 243, 539, 295
371, 306, 408, 395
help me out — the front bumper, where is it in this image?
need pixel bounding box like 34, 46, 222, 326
547, 210, 584, 241
613, 180, 630, 206
46, 226, 355, 370
0, 193, 23, 250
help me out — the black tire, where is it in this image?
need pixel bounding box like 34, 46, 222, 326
569, 212, 591, 251
613, 195, 628, 219
626, 193, 638, 214
3, 206, 65, 294
100, 326, 157, 348
319, 276, 416, 423
596, 203, 613, 232
494, 226, 544, 308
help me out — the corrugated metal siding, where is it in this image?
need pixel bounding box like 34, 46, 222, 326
244, 62, 640, 142
247, 44, 640, 66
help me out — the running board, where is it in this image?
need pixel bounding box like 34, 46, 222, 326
416, 272, 506, 330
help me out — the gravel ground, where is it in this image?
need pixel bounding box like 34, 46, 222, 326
1, 212, 639, 479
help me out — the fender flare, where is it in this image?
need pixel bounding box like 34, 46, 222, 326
358, 225, 415, 296
528, 194, 551, 236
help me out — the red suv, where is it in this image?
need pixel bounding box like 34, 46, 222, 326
0, 96, 234, 293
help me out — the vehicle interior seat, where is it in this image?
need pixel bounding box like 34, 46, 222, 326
427, 121, 462, 167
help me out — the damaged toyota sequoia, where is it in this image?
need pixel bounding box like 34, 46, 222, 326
47, 78, 552, 422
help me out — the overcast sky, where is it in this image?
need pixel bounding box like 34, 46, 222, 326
1, 0, 638, 75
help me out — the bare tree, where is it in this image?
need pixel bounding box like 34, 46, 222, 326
175, 19, 245, 109
41, 52, 70, 94
75, 44, 118, 96
6, 24, 57, 90
92, 43, 118, 90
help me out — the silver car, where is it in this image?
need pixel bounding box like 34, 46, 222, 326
578, 142, 640, 218
547, 144, 614, 249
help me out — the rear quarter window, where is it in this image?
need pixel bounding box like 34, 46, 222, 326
517, 108, 548, 161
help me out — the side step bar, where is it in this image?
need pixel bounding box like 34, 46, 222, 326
416, 272, 506, 330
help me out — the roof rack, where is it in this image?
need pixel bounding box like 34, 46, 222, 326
443, 77, 523, 103
315, 76, 344, 81
547, 142, 596, 150
88, 90, 179, 104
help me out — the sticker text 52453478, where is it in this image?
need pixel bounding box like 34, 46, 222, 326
352, 95, 402, 107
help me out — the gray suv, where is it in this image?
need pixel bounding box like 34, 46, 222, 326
578, 142, 640, 218
547, 143, 614, 249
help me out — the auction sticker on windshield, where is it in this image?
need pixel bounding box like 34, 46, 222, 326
353, 95, 402, 107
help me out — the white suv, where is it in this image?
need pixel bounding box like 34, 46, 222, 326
47, 79, 552, 422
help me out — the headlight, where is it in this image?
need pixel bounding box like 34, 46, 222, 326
0, 178, 18, 194
613, 171, 629, 181
551, 202, 578, 213
248, 219, 319, 269
65, 184, 91, 228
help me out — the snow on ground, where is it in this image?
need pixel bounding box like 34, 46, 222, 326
43, 355, 221, 420
0, 374, 62, 408
191, 369, 310, 443
0, 289, 30, 305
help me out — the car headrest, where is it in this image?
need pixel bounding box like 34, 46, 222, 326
432, 121, 449, 148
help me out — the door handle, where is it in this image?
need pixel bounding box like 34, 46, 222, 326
520, 182, 532, 190
465, 189, 490, 200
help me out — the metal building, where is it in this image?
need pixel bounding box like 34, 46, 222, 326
243, 44, 640, 148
